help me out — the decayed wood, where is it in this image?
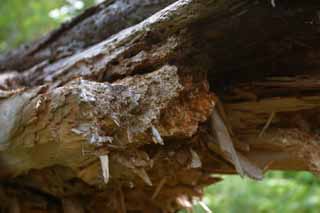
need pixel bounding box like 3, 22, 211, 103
0, 66, 184, 180
1, 0, 320, 212
0, 64, 216, 212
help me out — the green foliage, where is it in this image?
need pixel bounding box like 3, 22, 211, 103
0, 0, 96, 53
182, 171, 320, 213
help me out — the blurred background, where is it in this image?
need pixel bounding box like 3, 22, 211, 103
0, 0, 101, 52
1, 1, 320, 212
189, 172, 320, 213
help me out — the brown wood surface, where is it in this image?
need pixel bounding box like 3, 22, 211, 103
1, 0, 320, 212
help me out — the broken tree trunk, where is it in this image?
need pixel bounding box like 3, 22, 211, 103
1, 0, 320, 212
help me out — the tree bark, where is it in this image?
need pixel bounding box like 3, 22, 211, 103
1, 0, 320, 212
0, 0, 176, 72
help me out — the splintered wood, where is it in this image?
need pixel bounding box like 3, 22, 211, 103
210, 108, 245, 177
151, 125, 164, 145
1, 0, 320, 212
100, 155, 110, 184
210, 108, 263, 180
152, 177, 167, 200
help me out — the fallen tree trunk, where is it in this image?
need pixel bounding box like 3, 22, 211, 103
1, 0, 320, 212
0, 0, 176, 72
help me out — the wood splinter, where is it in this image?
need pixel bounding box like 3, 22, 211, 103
133, 168, 153, 186
152, 177, 167, 200
258, 111, 276, 138
210, 107, 264, 180
199, 201, 212, 213
151, 125, 164, 145
99, 155, 110, 184
190, 149, 202, 169
210, 108, 245, 177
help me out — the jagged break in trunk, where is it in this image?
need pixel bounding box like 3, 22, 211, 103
1, 0, 320, 212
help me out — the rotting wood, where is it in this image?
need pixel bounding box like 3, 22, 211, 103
1, 0, 320, 212
0, 65, 184, 181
